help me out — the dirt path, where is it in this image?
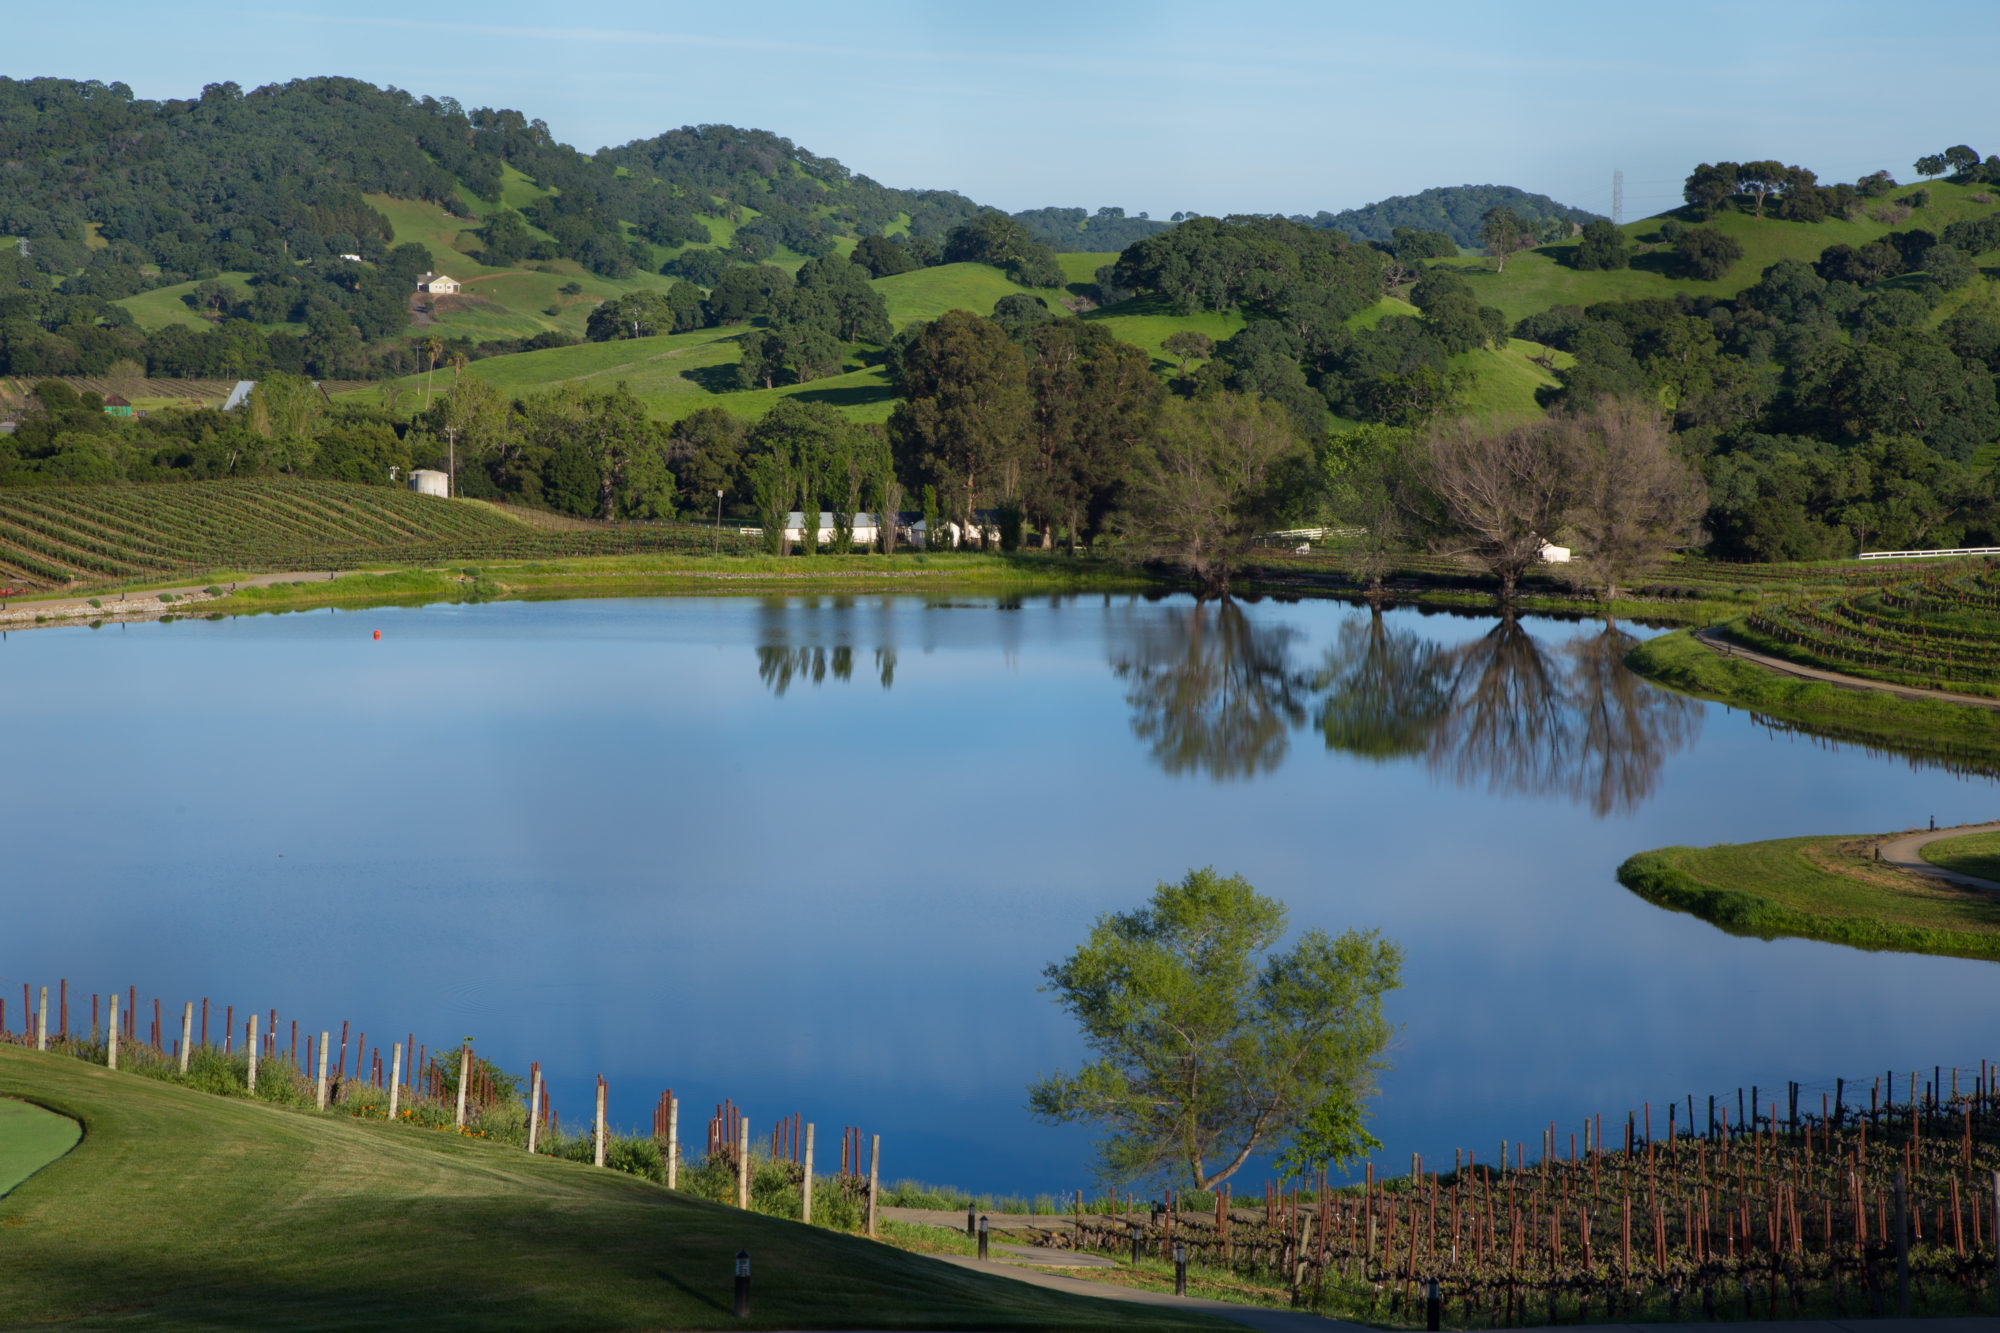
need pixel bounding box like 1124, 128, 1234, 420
1876, 820, 2000, 892
0, 570, 373, 632
1693, 627, 2000, 712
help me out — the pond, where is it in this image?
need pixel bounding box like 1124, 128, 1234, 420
5, 592, 1997, 1195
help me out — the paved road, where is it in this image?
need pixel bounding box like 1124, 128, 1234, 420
1694, 627, 2000, 712
1876, 820, 2000, 892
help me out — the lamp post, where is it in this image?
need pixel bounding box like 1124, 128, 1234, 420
714, 489, 723, 556
733, 1250, 750, 1318
1173, 1243, 1187, 1296
977, 1214, 989, 1261
1129, 1222, 1143, 1268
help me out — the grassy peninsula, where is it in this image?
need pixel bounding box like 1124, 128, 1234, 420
1618, 836, 2000, 961
1623, 628, 2000, 775
0, 1045, 1216, 1332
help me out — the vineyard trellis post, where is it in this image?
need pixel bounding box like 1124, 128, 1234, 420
1894, 1167, 1910, 1316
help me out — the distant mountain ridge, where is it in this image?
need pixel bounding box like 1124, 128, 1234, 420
1296, 185, 1604, 249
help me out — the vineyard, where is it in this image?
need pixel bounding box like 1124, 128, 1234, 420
0, 480, 756, 588
1026, 1073, 2000, 1324
1739, 560, 2000, 697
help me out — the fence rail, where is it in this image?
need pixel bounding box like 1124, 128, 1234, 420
1858, 547, 2000, 561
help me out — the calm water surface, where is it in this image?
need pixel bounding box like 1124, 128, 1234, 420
6, 593, 1996, 1191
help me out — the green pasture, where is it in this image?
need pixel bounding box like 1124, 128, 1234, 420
1617, 835, 2000, 961
1924, 831, 2000, 883
0, 1045, 1211, 1331
875, 261, 1045, 328
0, 1097, 79, 1197
1443, 180, 2000, 323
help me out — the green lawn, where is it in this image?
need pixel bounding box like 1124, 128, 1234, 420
1924, 831, 2000, 883
116, 273, 259, 333
0, 1045, 1217, 1331
1618, 835, 2000, 960
0, 1097, 79, 1196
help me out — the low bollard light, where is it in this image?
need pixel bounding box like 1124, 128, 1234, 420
966, 1204, 976, 1238
1173, 1243, 1187, 1297
977, 1214, 989, 1260
1129, 1222, 1142, 1267
733, 1249, 750, 1318
1426, 1277, 1441, 1332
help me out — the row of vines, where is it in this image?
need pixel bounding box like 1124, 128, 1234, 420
0, 480, 755, 587
1742, 561, 2000, 692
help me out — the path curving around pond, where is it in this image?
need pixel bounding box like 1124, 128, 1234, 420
0, 1098, 82, 1197
1692, 627, 2000, 712
1876, 821, 2000, 892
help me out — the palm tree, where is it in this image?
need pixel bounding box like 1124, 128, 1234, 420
422, 336, 443, 409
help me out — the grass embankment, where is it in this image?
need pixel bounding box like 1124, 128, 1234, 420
1926, 831, 2000, 882
1624, 629, 2000, 773
0, 1045, 1217, 1331
1618, 834, 2000, 960
211, 551, 1159, 617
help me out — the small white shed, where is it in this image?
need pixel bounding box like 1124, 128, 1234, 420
409, 469, 450, 498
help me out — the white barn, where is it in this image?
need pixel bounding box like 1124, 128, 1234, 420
414, 273, 461, 295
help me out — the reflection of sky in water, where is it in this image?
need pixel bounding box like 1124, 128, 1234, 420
4, 595, 1996, 1193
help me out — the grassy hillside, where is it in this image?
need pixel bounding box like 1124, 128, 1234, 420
0, 1045, 1208, 1330
1442, 179, 2000, 324
0, 480, 755, 589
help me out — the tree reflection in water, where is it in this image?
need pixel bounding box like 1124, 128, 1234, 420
1123, 602, 1700, 814
1109, 599, 1310, 780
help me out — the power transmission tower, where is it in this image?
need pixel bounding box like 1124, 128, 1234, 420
1612, 169, 1624, 226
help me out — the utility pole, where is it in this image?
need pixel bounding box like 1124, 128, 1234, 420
1612, 169, 1624, 227
713, 489, 723, 555
445, 426, 457, 498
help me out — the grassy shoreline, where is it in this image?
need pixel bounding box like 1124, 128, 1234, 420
1623, 628, 2000, 774
1617, 836, 2000, 961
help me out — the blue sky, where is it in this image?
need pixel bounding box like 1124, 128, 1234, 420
12, 0, 1999, 220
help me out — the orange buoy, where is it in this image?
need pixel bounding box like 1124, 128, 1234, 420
373, 630, 381, 640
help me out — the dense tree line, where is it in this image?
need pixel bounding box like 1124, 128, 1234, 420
1295, 185, 1600, 249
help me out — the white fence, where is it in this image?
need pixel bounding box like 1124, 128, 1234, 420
1857, 546, 2000, 561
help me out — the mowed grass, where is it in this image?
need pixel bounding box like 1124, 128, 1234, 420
1618, 835, 2000, 961
0, 1046, 1216, 1331
0, 1097, 79, 1196
1924, 831, 2000, 883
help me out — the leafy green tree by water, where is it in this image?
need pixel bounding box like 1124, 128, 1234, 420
1029, 867, 1401, 1189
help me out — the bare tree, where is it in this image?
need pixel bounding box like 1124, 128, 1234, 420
1556, 399, 1708, 600
1421, 418, 1574, 600
1117, 393, 1307, 595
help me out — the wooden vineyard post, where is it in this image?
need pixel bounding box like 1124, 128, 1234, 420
667, 1093, 680, 1188
1992, 1169, 1999, 1313
455, 1042, 471, 1129
868, 1133, 881, 1238
594, 1076, 607, 1167
1895, 1168, 1910, 1317
800, 1122, 813, 1222
316, 1031, 329, 1109
107, 992, 119, 1070
389, 1043, 404, 1120
736, 1116, 751, 1208
246, 1013, 259, 1094
35, 986, 46, 1051
524, 1064, 540, 1153
178, 1002, 192, 1073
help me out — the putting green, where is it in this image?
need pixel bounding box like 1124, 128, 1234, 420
0, 1097, 81, 1196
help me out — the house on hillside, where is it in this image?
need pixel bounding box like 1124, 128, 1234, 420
414, 273, 461, 295
222, 381, 255, 412
101, 393, 134, 418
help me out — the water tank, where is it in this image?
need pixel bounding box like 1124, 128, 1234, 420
409, 469, 450, 498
